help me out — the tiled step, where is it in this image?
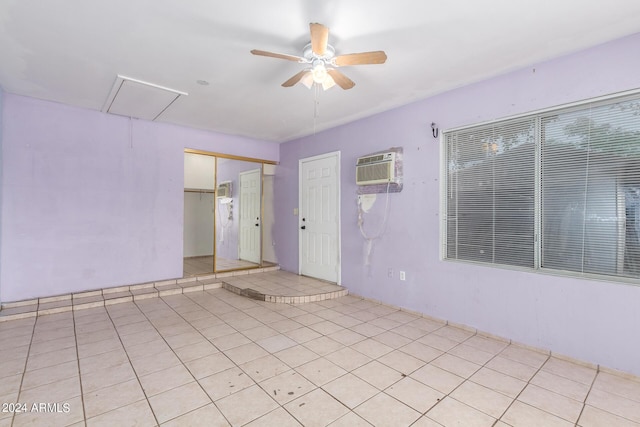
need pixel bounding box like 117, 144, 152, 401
0, 275, 226, 322
0, 265, 349, 322
221, 279, 348, 303
221, 270, 348, 304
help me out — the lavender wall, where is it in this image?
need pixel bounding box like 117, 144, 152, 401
0, 94, 278, 302
276, 33, 640, 376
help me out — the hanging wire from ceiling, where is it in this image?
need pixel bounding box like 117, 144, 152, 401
313, 82, 321, 135
129, 116, 133, 148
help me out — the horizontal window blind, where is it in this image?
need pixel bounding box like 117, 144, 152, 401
445, 118, 536, 268
541, 99, 640, 279
444, 93, 640, 285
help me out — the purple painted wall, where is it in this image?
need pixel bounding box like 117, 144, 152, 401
0, 94, 278, 302
276, 33, 640, 376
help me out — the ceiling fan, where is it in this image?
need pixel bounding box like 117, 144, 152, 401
251, 23, 387, 90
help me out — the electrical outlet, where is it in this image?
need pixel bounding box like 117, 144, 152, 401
400, 271, 406, 281
387, 268, 393, 278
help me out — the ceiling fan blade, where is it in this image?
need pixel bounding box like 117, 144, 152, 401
327, 69, 355, 90
282, 70, 311, 87
310, 23, 329, 55
334, 51, 387, 66
250, 49, 305, 63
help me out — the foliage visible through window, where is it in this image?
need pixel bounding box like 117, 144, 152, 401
444, 95, 640, 283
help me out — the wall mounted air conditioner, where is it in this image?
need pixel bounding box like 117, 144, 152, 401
216, 181, 232, 198
356, 152, 397, 185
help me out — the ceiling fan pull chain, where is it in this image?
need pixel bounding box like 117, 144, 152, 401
314, 84, 321, 119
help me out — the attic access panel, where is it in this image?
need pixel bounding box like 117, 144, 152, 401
102, 75, 187, 121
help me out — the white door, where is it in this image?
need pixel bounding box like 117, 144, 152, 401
299, 151, 340, 283
239, 168, 261, 264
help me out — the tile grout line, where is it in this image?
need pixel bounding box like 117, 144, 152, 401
574, 365, 600, 426
277, 307, 432, 424
238, 292, 628, 424
390, 327, 483, 425
427, 334, 485, 419
71, 309, 88, 426
379, 328, 541, 425
339, 306, 605, 425
279, 311, 471, 424
490, 348, 552, 426
101, 303, 162, 426
245, 306, 349, 425
462, 334, 520, 424
104, 298, 499, 426
182, 289, 353, 425
181, 289, 307, 425
131, 295, 232, 425
488, 341, 545, 425
3, 288, 370, 420
10, 317, 38, 427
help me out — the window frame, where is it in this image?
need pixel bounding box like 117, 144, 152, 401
441, 89, 640, 286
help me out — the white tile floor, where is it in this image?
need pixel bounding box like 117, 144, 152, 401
1, 273, 639, 426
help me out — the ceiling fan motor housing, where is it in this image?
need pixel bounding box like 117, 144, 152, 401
303, 43, 335, 62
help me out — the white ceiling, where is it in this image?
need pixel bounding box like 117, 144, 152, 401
1, 1, 640, 142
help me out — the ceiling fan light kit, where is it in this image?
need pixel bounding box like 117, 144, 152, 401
311, 60, 328, 83
251, 23, 387, 91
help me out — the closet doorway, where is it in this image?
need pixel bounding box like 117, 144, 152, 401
183, 150, 277, 277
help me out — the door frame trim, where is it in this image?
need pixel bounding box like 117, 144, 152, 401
298, 151, 341, 285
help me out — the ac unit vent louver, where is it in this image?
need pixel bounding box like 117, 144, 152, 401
216, 181, 232, 198
356, 152, 397, 185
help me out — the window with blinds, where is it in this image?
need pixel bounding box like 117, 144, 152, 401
445, 118, 536, 268
444, 94, 640, 283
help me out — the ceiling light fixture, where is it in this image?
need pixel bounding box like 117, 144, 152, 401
311, 60, 327, 84
321, 75, 336, 90
251, 23, 386, 91
300, 60, 336, 91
